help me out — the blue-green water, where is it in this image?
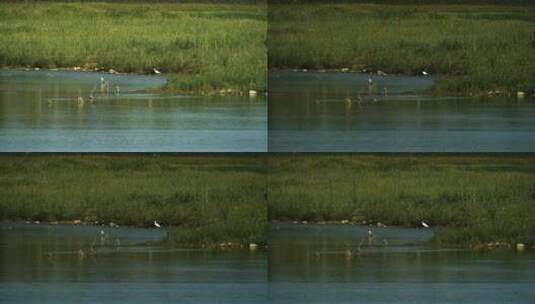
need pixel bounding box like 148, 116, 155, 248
268, 70, 535, 152
0, 70, 266, 152
269, 223, 535, 304
2, 221, 534, 303
0, 223, 268, 304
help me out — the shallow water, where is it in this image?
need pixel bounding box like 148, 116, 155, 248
0, 223, 267, 304
0, 70, 266, 152
268, 70, 535, 152
269, 223, 535, 304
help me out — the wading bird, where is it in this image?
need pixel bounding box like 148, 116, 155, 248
421, 221, 430, 228
154, 220, 161, 228
100, 77, 110, 94
367, 228, 375, 246
368, 228, 374, 238
367, 77, 375, 95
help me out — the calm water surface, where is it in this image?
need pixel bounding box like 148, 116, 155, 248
0, 70, 266, 152
269, 223, 535, 304
269, 70, 535, 152
0, 223, 267, 304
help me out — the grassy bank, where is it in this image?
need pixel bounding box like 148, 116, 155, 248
0, 2, 266, 94
4, 154, 534, 248
268, 4, 535, 95
0, 155, 267, 247
268, 154, 535, 247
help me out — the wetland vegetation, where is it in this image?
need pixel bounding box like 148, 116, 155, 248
2, 154, 534, 248
268, 2, 535, 95
0, 154, 267, 247
0, 2, 266, 94
268, 154, 535, 248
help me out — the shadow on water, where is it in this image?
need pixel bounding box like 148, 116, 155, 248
268, 70, 535, 152
0, 223, 268, 304
0, 69, 267, 152
269, 223, 535, 304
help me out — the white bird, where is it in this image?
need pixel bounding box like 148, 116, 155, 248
154, 220, 161, 228
422, 71, 429, 76
153, 68, 161, 75
421, 221, 430, 228
367, 77, 375, 95
100, 77, 110, 93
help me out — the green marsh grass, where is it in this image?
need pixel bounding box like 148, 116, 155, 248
0, 2, 266, 93
268, 154, 535, 247
0, 154, 267, 246
3, 154, 534, 247
268, 4, 535, 95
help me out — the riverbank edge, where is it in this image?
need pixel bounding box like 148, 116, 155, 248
1, 66, 266, 97
268, 67, 533, 99
269, 220, 535, 252
1, 219, 267, 252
